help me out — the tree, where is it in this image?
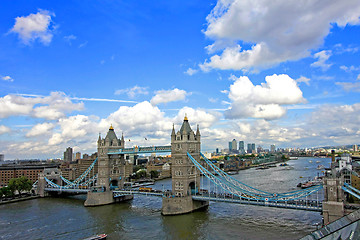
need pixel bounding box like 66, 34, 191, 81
136, 169, 147, 179
8, 176, 32, 197
150, 170, 159, 179
0, 186, 14, 199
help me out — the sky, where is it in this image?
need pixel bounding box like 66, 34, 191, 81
1, 0, 360, 160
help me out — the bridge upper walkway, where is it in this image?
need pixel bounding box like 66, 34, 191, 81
108, 145, 171, 155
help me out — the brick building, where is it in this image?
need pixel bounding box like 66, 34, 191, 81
0, 163, 59, 187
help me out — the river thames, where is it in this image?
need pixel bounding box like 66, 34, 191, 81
0, 157, 330, 240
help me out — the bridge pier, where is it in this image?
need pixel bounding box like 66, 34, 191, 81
85, 125, 133, 206
161, 116, 209, 215
84, 190, 133, 206
322, 176, 345, 224
36, 168, 62, 197
162, 196, 208, 215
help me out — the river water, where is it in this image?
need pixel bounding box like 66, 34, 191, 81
0, 157, 330, 240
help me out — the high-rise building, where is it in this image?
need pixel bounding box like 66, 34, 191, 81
64, 147, 73, 162
216, 148, 219, 154
231, 139, 237, 152
239, 141, 245, 153
270, 144, 276, 153
251, 143, 256, 152
354, 145, 358, 152
0, 154, 4, 162
75, 152, 81, 160
228, 142, 232, 151
247, 143, 252, 153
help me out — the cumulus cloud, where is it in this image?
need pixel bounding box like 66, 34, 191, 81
26, 122, 54, 137
47, 114, 101, 146
0, 125, 11, 135
0, 92, 84, 119
150, 88, 188, 105
101, 101, 169, 137
224, 74, 305, 120
310, 50, 332, 71
200, 0, 360, 72
1, 76, 14, 82
304, 103, 360, 144
10, 9, 55, 45
184, 68, 198, 76
175, 107, 220, 128
114, 85, 149, 98
0, 95, 37, 118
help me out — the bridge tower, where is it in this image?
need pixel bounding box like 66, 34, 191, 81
85, 125, 132, 206
162, 116, 209, 215
322, 175, 345, 224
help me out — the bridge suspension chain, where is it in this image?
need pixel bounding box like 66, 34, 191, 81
200, 152, 323, 200
189, 152, 323, 202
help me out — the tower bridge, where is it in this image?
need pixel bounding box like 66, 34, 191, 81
34, 116, 360, 223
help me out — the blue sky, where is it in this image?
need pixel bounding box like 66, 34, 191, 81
1, 0, 360, 160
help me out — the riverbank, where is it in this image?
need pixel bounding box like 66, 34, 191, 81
0, 195, 39, 205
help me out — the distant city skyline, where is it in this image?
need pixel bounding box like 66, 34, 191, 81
1, 1, 360, 160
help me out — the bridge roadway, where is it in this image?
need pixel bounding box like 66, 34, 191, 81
112, 190, 322, 212
44, 186, 322, 210
44, 187, 322, 211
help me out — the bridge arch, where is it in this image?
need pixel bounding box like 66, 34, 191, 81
110, 179, 119, 190
189, 181, 197, 195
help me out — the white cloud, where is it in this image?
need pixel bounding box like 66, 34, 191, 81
78, 41, 88, 48
32, 92, 84, 120
310, 50, 332, 71
336, 82, 360, 92
10, 9, 55, 45
64, 34, 76, 45
48, 115, 100, 146
1, 76, 14, 82
0, 95, 36, 118
114, 86, 149, 98
334, 44, 359, 54
209, 98, 218, 103
26, 122, 54, 137
225, 74, 305, 120
340, 65, 360, 72
305, 103, 360, 144
200, 0, 360, 72
48, 133, 63, 146
0, 125, 11, 135
184, 68, 198, 76
296, 76, 310, 86
175, 107, 220, 128
0, 92, 83, 119
150, 88, 188, 105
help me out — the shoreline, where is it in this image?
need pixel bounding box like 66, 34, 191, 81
0, 195, 39, 205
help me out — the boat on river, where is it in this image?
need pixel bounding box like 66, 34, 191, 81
317, 165, 325, 170
256, 166, 269, 170
83, 234, 107, 240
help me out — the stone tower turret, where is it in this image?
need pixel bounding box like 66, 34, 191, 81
162, 115, 208, 215
85, 125, 133, 206
171, 115, 201, 196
